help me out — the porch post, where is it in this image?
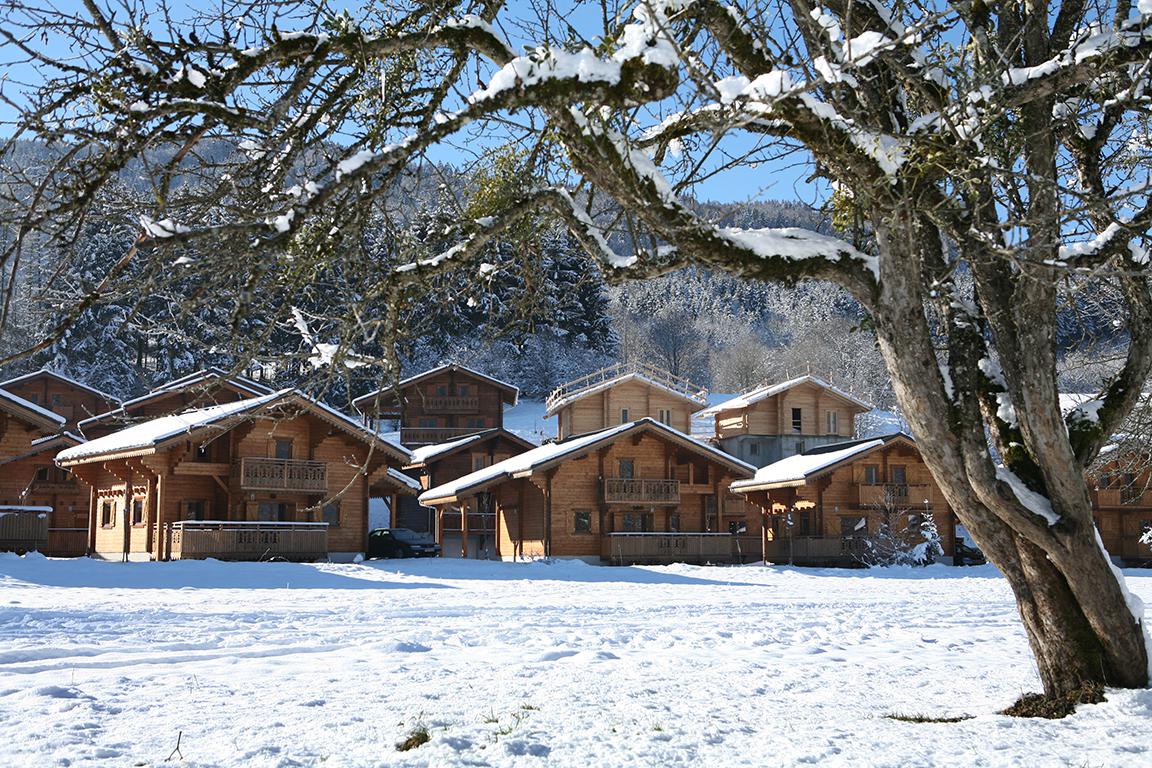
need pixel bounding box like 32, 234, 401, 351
460, 499, 469, 559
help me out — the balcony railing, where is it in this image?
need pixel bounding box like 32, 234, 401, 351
546, 361, 708, 412
858, 483, 929, 507
602, 533, 735, 565
423, 395, 480, 414
240, 458, 328, 492
763, 535, 867, 566
166, 521, 328, 561
604, 478, 681, 505
400, 427, 489, 446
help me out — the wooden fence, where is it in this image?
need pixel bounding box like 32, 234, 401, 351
0, 508, 49, 553
46, 528, 88, 557
166, 521, 328, 561
762, 536, 867, 567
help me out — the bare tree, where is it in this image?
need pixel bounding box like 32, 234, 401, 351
4, 0, 1152, 703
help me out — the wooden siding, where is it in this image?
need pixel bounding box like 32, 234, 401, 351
360, 369, 508, 439
1, 374, 117, 430
715, 381, 864, 440
555, 379, 695, 439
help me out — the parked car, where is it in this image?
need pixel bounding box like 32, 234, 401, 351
954, 539, 987, 566
368, 528, 441, 559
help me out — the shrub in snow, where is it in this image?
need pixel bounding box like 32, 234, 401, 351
858, 490, 942, 567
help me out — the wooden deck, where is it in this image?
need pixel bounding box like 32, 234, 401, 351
0, 508, 49, 554
166, 521, 329, 561
601, 533, 736, 565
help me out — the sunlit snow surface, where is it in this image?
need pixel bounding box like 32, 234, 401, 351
1, 554, 1150, 766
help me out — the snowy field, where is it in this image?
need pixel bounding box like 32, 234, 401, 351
1, 556, 1150, 767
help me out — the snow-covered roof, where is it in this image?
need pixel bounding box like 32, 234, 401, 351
730, 433, 914, 492
544, 372, 707, 417
0, 388, 66, 430
58, 390, 410, 465
353, 364, 519, 410
385, 467, 423, 493
420, 418, 754, 504
0, 431, 84, 467
695, 375, 872, 417
0, 368, 120, 404
32, 431, 85, 447
405, 428, 535, 467
78, 369, 275, 430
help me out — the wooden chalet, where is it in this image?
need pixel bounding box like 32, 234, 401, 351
696, 375, 872, 468
0, 389, 92, 556
353, 364, 519, 447
418, 418, 756, 564
545, 362, 709, 440
56, 389, 416, 562
731, 433, 958, 567
401, 428, 536, 537
0, 369, 120, 432
78, 367, 273, 439
1087, 445, 1152, 566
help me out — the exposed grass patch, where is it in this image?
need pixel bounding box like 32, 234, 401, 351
1001, 682, 1105, 719
885, 712, 974, 724
396, 725, 431, 752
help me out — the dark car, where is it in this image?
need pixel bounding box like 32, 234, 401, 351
368, 528, 441, 559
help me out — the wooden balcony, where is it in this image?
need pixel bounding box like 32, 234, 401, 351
166, 521, 328, 561
602, 533, 735, 565
604, 478, 680, 505
400, 427, 487, 446
240, 458, 327, 492
423, 395, 480, 414
858, 483, 929, 507
0, 508, 49, 553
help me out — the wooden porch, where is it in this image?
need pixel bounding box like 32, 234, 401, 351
601, 532, 736, 565
165, 521, 328, 561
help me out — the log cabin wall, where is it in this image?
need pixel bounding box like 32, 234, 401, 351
1089, 458, 1152, 564
0, 376, 116, 431
556, 379, 695, 439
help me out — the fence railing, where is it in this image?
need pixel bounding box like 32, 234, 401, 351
602, 532, 735, 565
422, 395, 480, 413
546, 361, 708, 412
47, 528, 88, 557
0, 508, 49, 553
762, 535, 867, 565
240, 458, 328, 492
166, 521, 328, 561
603, 478, 681, 504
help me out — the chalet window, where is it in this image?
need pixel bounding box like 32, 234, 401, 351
131, 498, 144, 526
826, 411, 838, 434
458, 384, 470, 396
667, 513, 681, 533
419, 417, 436, 428
703, 494, 718, 531
436, 384, 448, 396
322, 502, 341, 527
51, 393, 62, 407
864, 464, 880, 485
573, 510, 592, 533
890, 465, 907, 486
274, 439, 293, 460
1098, 474, 1113, 489
472, 455, 489, 472
728, 519, 748, 535
100, 499, 114, 528
35, 466, 49, 482
618, 459, 635, 479
791, 407, 802, 432
658, 408, 673, 425
620, 408, 630, 423
1122, 473, 1141, 505
27, 393, 39, 404
622, 512, 653, 532
185, 500, 206, 521
257, 501, 291, 521
840, 516, 867, 537
467, 417, 485, 429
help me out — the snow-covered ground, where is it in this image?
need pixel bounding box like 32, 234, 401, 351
1, 555, 1149, 767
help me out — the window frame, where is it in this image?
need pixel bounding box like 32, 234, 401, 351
573, 510, 592, 534
791, 407, 803, 432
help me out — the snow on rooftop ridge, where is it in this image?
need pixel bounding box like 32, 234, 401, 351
0, 368, 120, 404
0, 388, 66, 427
696, 374, 872, 417
544, 361, 707, 416
58, 391, 288, 463
421, 418, 752, 503
731, 439, 886, 491
408, 433, 488, 464
386, 467, 422, 493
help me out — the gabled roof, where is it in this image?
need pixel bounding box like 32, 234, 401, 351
57, 389, 411, 465
0, 388, 67, 433
730, 433, 915, 492
419, 418, 754, 505
405, 428, 535, 468
78, 368, 274, 431
544, 370, 708, 417
0, 368, 121, 405
694, 375, 873, 417
353, 364, 519, 410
